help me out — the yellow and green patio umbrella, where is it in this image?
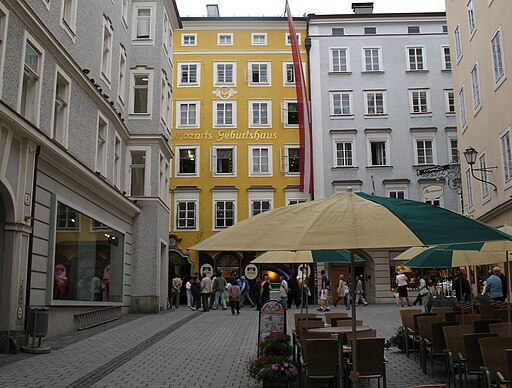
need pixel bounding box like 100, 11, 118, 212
252, 249, 365, 264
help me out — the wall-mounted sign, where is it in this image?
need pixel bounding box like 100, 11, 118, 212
24, 193, 31, 206
17, 305, 23, 320
171, 130, 278, 142
200, 264, 213, 278
212, 87, 238, 100
423, 184, 444, 200
245, 264, 258, 280
297, 264, 311, 280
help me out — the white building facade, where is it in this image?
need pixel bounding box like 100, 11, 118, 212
0, 0, 180, 351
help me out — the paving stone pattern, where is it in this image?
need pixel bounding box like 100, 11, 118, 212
0, 304, 482, 387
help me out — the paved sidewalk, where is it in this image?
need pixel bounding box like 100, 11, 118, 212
0, 303, 476, 387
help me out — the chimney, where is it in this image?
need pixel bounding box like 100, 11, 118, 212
206, 4, 220, 17
351, 2, 374, 14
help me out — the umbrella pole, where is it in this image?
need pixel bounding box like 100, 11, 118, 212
507, 252, 510, 336
459, 272, 465, 325
349, 250, 359, 388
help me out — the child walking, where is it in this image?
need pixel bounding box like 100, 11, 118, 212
228, 280, 241, 315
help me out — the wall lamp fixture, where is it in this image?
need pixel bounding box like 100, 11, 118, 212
463, 146, 497, 191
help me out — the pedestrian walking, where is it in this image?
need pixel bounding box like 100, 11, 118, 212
395, 271, 411, 307
354, 275, 368, 306
185, 278, 193, 308
261, 275, 271, 304
333, 274, 346, 308
212, 272, 228, 310
228, 280, 241, 314
191, 276, 201, 311
417, 275, 430, 312
169, 273, 182, 309
253, 278, 262, 310
287, 274, 300, 309
279, 276, 289, 308
317, 269, 330, 312
200, 273, 212, 311
485, 267, 503, 301
240, 276, 255, 308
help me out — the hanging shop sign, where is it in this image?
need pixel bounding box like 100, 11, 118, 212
422, 184, 444, 200
245, 264, 258, 280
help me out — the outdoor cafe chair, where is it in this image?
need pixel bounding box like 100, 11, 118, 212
346, 337, 387, 388
331, 316, 353, 327
489, 322, 512, 337
432, 306, 454, 321
454, 313, 481, 326
301, 338, 338, 388
428, 321, 458, 378
412, 313, 436, 362
474, 319, 503, 333
461, 333, 497, 387
295, 319, 324, 362
491, 308, 510, 322
479, 336, 512, 388
335, 319, 363, 327
400, 308, 422, 358
443, 324, 473, 388
324, 312, 348, 326
345, 328, 377, 342
417, 315, 443, 373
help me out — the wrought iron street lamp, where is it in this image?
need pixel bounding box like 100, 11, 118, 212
463, 146, 497, 191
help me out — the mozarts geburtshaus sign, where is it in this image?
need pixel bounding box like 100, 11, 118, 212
171, 130, 278, 142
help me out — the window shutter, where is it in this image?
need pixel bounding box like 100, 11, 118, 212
280, 146, 285, 172
281, 101, 287, 124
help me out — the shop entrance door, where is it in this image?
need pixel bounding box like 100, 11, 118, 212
216, 253, 240, 281
169, 251, 191, 305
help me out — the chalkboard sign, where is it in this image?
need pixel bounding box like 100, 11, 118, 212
257, 300, 287, 355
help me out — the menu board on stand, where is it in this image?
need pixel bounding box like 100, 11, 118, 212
257, 300, 287, 356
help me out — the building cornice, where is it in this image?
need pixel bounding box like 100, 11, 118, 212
129, 135, 173, 158
478, 198, 512, 223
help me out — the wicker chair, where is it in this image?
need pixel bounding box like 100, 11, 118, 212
461, 333, 498, 387
427, 321, 458, 378
335, 319, 363, 327
301, 338, 338, 387
331, 316, 353, 327
324, 312, 348, 326
412, 313, 436, 362
347, 337, 387, 388
489, 322, 512, 337
443, 324, 473, 388
417, 315, 443, 373
294, 313, 320, 330
400, 308, 422, 358
345, 328, 377, 342
454, 313, 481, 326
432, 306, 454, 320
296, 319, 325, 363
293, 316, 322, 362
492, 308, 509, 322
479, 336, 512, 387
474, 319, 502, 333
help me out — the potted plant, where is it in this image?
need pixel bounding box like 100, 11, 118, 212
259, 332, 293, 357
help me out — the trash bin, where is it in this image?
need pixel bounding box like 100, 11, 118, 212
26, 307, 49, 337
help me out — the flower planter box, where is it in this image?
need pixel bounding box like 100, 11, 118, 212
262, 379, 289, 388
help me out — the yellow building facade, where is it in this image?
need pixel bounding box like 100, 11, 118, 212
170, 16, 309, 280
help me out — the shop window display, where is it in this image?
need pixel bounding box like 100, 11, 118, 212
53, 202, 124, 302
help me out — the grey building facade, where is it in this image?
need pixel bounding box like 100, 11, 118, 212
308, 7, 458, 302
0, 0, 181, 351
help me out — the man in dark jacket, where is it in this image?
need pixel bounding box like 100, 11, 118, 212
287, 274, 300, 308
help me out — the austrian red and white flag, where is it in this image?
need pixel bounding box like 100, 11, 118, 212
285, 0, 312, 194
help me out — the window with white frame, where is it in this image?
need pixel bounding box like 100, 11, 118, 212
330, 91, 352, 116
163, 12, 173, 55
334, 141, 353, 167
130, 68, 153, 115
129, 149, 148, 196
470, 63, 481, 110
479, 153, 490, 200
132, 3, 155, 42
364, 27, 376, 35
465, 168, 474, 210
176, 101, 199, 128
387, 188, 406, 199
121, 0, 128, 28
491, 28, 505, 85
61, 0, 77, 38
282, 100, 299, 126
213, 193, 236, 229
249, 191, 273, 217
159, 153, 169, 201
249, 62, 270, 85
442, 46, 451, 70
364, 90, 386, 115
212, 146, 236, 175
467, 0, 476, 35
501, 130, 512, 184
214, 62, 235, 86
178, 63, 199, 86
332, 27, 345, 36
113, 134, 121, 188
249, 145, 272, 176
448, 137, 459, 163
366, 131, 389, 166
101, 18, 113, 85
331, 48, 349, 72
362, 48, 381, 71
459, 86, 467, 128
182, 34, 196, 46
218, 33, 233, 46
285, 33, 301, 45
408, 26, 420, 34
407, 47, 425, 71
409, 89, 430, 114
56, 202, 79, 230
287, 197, 308, 205
454, 25, 462, 59
415, 139, 435, 165
117, 46, 127, 108
445, 89, 455, 114
283, 146, 300, 175
176, 146, 199, 176
52, 67, 71, 147
96, 113, 108, 177
160, 71, 172, 127
175, 195, 198, 230
283, 62, 295, 85
20, 35, 44, 125
0, 4, 7, 97
251, 33, 267, 45
249, 100, 271, 127
425, 198, 441, 206
214, 101, 236, 127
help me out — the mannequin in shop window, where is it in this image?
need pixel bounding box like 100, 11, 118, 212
90, 270, 104, 301
103, 265, 112, 302
54, 264, 74, 300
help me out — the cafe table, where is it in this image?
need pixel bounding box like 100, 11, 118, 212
308, 325, 371, 388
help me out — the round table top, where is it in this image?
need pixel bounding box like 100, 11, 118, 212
308, 325, 371, 334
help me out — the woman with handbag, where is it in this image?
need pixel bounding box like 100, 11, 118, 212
333, 274, 346, 308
